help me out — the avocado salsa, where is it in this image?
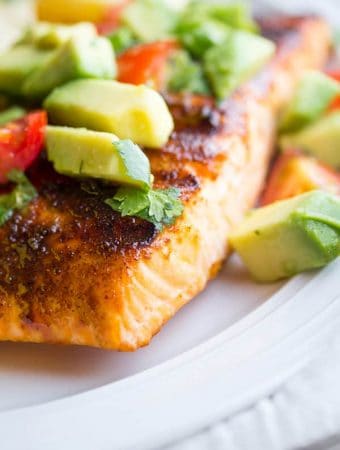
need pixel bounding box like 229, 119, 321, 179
0, 0, 339, 282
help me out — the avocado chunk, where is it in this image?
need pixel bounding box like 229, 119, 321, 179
279, 71, 340, 134
0, 106, 26, 125
0, 45, 52, 96
175, 2, 258, 58
19, 22, 97, 49
23, 35, 116, 100
177, 1, 258, 35
204, 30, 275, 100
280, 111, 340, 169
230, 191, 340, 282
44, 79, 174, 148
176, 20, 231, 58
46, 126, 151, 190
121, 0, 177, 42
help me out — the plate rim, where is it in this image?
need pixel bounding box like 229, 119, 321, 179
0, 259, 338, 450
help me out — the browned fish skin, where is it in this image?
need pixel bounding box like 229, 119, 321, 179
0, 17, 331, 350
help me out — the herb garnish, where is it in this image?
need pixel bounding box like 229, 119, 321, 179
105, 186, 184, 230
0, 170, 37, 226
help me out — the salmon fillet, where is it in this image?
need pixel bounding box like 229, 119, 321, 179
0, 16, 331, 350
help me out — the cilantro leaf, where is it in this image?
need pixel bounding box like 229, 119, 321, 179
108, 187, 150, 217
108, 26, 138, 54
105, 186, 184, 230
115, 139, 151, 190
0, 170, 37, 226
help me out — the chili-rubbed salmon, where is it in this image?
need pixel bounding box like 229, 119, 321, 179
0, 16, 331, 350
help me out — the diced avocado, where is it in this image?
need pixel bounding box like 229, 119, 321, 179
280, 111, 340, 169
121, 0, 177, 42
204, 30, 275, 100
44, 79, 174, 148
46, 126, 151, 189
279, 71, 340, 133
18, 22, 97, 49
166, 50, 210, 95
0, 106, 26, 125
230, 191, 340, 282
175, 2, 258, 59
176, 20, 231, 58
23, 35, 116, 100
178, 1, 258, 34
0, 45, 52, 96
36, 0, 116, 24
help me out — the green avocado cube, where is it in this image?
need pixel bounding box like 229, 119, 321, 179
279, 71, 340, 134
46, 126, 151, 190
230, 191, 340, 282
44, 79, 174, 148
0, 45, 52, 96
23, 35, 116, 100
18, 22, 97, 49
121, 0, 176, 42
176, 1, 258, 59
204, 30, 275, 100
178, 1, 258, 34
177, 20, 231, 58
280, 111, 340, 169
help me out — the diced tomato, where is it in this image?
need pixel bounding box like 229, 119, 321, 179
0, 111, 47, 184
96, 0, 131, 35
323, 68, 340, 111
117, 40, 179, 90
325, 68, 340, 82
329, 95, 340, 111
261, 150, 340, 206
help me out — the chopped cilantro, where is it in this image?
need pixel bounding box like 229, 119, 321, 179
115, 139, 151, 190
176, 20, 231, 58
108, 26, 137, 54
166, 50, 210, 95
0, 170, 37, 226
105, 186, 184, 230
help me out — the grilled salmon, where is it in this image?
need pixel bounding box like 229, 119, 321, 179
0, 16, 331, 350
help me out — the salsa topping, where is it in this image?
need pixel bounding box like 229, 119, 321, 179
105, 186, 183, 230
0, 111, 47, 184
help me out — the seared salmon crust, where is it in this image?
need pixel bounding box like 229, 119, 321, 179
0, 17, 331, 350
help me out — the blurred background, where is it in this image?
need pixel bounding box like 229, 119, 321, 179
0, 0, 339, 49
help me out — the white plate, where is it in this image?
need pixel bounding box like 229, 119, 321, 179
0, 256, 339, 450
0, 2, 339, 449
0, 255, 282, 412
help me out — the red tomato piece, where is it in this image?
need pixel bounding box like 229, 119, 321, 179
261, 150, 340, 206
323, 68, 340, 111
325, 68, 340, 82
117, 40, 179, 90
96, 0, 131, 35
0, 111, 47, 184
329, 95, 340, 111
